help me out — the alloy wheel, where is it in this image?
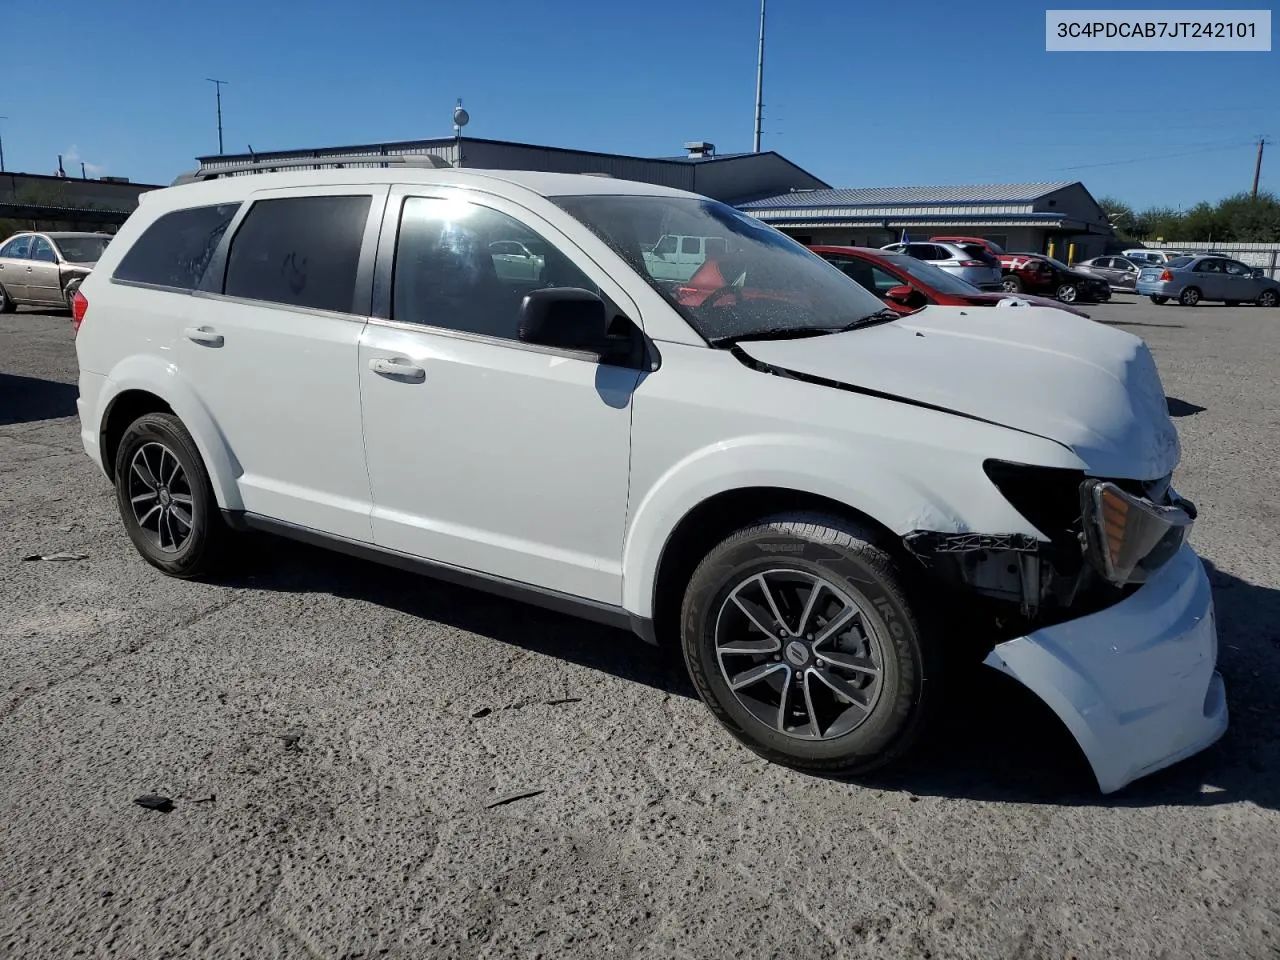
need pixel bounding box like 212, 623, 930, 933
127, 442, 194, 553
714, 569, 885, 740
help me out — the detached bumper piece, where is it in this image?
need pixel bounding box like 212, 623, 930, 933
986, 544, 1226, 793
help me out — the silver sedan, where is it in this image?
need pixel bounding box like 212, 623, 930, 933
1136, 255, 1280, 307
1076, 255, 1142, 291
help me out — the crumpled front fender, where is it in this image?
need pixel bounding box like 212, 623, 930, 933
984, 544, 1227, 793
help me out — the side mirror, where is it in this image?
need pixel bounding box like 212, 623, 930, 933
884, 284, 919, 306
518, 287, 637, 365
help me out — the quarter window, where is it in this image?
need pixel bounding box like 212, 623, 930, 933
224, 195, 371, 312
392, 196, 596, 342
114, 203, 240, 290
1, 236, 32, 259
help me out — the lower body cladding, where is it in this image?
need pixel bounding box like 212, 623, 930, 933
908, 473, 1226, 793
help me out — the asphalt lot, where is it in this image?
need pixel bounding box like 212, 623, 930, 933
2, 296, 1278, 959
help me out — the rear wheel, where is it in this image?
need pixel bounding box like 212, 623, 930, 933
1258, 289, 1279, 307
680, 515, 937, 776
1001, 275, 1022, 293
1055, 283, 1079, 303
1150, 295, 1169, 304
113, 412, 228, 578
0, 284, 14, 313
1179, 286, 1202, 306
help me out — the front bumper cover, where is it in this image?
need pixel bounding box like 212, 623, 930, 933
984, 543, 1226, 793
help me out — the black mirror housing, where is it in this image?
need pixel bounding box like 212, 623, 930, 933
518, 287, 607, 350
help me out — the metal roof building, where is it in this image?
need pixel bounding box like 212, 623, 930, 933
740, 181, 1114, 260
192, 137, 830, 204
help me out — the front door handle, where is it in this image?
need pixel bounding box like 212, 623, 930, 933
184, 325, 224, 347
369, 357, 425, 382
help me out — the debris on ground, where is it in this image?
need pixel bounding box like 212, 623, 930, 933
486, 789, 545, 809
21, 552, 88, 562
545, 697, 583, 707
471, 707, 493, 718
190, 794, 217, 804
276, 731, 303, 752
134, 794, 174, 813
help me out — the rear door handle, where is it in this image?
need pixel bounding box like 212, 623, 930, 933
369, 357, 425, 382
184, 325, 224, 347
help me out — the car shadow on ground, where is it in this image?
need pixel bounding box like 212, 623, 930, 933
223, 540, 1279, 811
0, 372, 78, 426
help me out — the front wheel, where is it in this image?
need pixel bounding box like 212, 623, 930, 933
680, 516, 937, 776
114, 412, 228, 578
1056, 283, 1079, 303
1150, 295, 1169, 304
1001, 275, 1022, 293
63, 279, 82, 313
1258, 289, 1279, 307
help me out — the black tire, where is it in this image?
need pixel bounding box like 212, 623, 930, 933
1150, 295, 1169, 304
113, 412, 228, 579
680, 514, 937, 777
1258, 289, 1279, 308
1179, 286, 1202, 306
1000, 274, 1022, 293
63, 279, 82, 313
1055, 283, 1079, 303
0, 284, 15, 313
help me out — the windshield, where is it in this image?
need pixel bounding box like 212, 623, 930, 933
1037, 255, 1075, 271
881, 254, 983, 294
552, 195, 888, 343
52, 236, 110, 263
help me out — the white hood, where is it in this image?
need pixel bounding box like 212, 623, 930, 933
737, 305, 1179, 480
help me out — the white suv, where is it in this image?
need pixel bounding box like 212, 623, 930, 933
72, 163, 1226, 793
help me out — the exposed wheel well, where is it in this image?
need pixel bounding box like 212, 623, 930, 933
649, 487, 899, 650
101, 390, 173, 481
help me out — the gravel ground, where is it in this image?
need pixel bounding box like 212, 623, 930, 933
2, 297, 1278, 959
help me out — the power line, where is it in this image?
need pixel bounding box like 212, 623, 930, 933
1056, 140, 1255, 172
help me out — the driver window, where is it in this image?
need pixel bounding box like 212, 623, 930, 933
392, 197, 597, 342
653, 236, 677, 256
1224, 261, 1251, 276
31, 237, 57, 262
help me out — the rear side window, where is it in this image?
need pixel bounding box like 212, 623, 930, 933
224, 195, 371, 313
114, 203, 240, 290
1, 236, 32, 259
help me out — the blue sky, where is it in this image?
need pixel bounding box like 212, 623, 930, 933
4, 0, 1275, 209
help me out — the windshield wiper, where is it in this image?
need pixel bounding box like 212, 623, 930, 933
838, 308, 901, 330
710, 325, 844, 347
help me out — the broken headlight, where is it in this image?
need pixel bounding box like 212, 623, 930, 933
1080, 479, 1195, 586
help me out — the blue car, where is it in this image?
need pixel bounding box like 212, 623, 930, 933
1136, 254, 1280, 307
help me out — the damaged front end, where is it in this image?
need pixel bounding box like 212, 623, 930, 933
905, 460, 1226, 793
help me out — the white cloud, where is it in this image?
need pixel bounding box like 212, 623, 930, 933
61, 144, 107, 178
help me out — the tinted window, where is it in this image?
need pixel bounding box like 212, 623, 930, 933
52, 236, 110, 263
224, 196, 370, 312
392, 196, 597, 342
958, 243, 991, 262
1091, 258, 1112, 268
1, 236, 31, 259
680, 236, 701, 255
114, 203, 240, 290
905, 244, 938, 261
30, 237, 56, 262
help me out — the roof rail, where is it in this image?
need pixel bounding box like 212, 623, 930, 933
169, 152, 453, 186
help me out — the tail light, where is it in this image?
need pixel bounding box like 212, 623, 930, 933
958, 260, 986, 267
71, 290, 89, 334
1159, 269, 1173, 282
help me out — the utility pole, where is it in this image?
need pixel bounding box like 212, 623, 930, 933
753, 0, 766, 153
0, 116, 6, 173
206, 78, 228, 155
1252, 135, 1268, 199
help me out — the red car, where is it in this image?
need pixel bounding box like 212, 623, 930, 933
930, 235, 1006, 256
808, 246, 1091, 318
996, 253, 1112, 303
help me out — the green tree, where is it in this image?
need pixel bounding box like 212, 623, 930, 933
1182, 201, 1230, 241
1135, 206, 1183, 242
1098, 196, 1138, 238
1214, 191, 1280, 242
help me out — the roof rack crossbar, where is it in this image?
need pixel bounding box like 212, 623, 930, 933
170, 152, 453, 186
